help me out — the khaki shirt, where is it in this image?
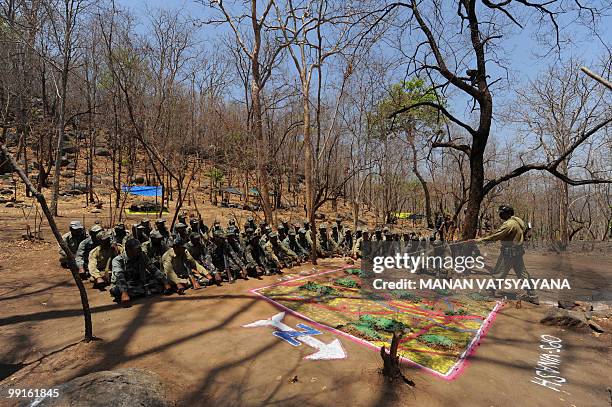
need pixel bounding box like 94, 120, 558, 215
89, 244, 123, 278
477, 216, 526, 246
161, 248, 208, 285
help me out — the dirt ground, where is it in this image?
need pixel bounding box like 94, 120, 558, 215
0, 199, 611, 407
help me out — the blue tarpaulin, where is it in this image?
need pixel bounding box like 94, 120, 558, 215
122, 185, 162, 197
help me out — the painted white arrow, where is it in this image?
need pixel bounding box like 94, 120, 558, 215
243, 312, 347, 360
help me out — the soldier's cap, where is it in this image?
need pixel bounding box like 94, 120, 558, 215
155, 218, 166, 224
69, 220, 84, 230
125, 238, 141, 250
259, 220, 267, 227
331, 224, 338, 229
375, 228, 382, 233
298, 228, 306, 234
246, 216, 254, 222
114, 223, 125, 230
288, 229, 296, 236
150, 231, 163, 240
175, 222, 187, 229
90, 225, 103, 233
214, 220, 221, 225
282, 220, 289, 226
212, 229, 225, 238
189, 232, 201, 240
99, 230, 113, 241
269, 231, 278, 238
228, 219, 236, 225
172, 237, 187, 247
263, 225, 272, 233
345, 228, 352, 234
318, 223, 327, 230
136, 224, 145, 230
303, 220, 310, 225
498, 204, 513, 213
383, 226, 389, 232
277, 223, 284, 229
190, 219, 199, 226
384, 230, 392, 235
245, 227, 254, 235
201, 224, 209, 233
141, 218, 150, 224
362, 230, 370, 235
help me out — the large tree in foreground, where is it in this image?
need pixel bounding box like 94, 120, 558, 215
385, 0, 611, 238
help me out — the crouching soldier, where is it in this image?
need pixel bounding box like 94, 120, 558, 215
110, 238, 171, 305
186, 233, 222, 286
297, 228, 311, 253
142, 231, 168, 270
244, 229, 278, 276
59, 220, 87, 268
317, 224, 339, 258
113, 223, 130, 246
266, 232, 301, 268
283, 229, 308, 262
89, 230, 123, 288
339, 228, 353, 256
210, 230, 248, 283
352, 230, 369, 259
162, 237, 215, 293
76, 224, 103, 279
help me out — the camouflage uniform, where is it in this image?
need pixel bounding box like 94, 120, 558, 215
112, 223, 130, 246
338, 229, 353, 256
59, 220, 86, 266
243, 229, 277, 275
297, 228, 311, 253
352, 231, 370, 259
76, 225, 103, 272
141, 231, 169, 270
210, 232, 246, 281
89, 232, 123, 282
155, 219, 172, 246
282, 231, 308, 261
110, 249, 168, 300
186, 234, 219, 278
316, 225, 338, 258
265, 232, 299, 267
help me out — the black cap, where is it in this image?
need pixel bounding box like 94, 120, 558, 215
172, 237, 187, 247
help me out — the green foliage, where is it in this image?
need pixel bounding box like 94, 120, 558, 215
444, 308, 468, 316
355, 314, 407, 333
348, 323, 383, 340
300, 281, 339, 296
418, 334, 454, 348
344, 268, 365, 277
467, 292, 489, 301
206, 167, 224, 183
370, 77, 445, 139
334, 278, 360, 288
395, 291, 422, 302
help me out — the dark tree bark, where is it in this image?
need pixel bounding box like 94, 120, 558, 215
1, 143, 94, 342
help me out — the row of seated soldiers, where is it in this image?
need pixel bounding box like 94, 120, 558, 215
58, 214, 441, 305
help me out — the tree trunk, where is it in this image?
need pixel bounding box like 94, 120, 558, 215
250, 2, 274, 224
2, 143, 93, 341
409, 130, 433, 228
462, 137, 487, 239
